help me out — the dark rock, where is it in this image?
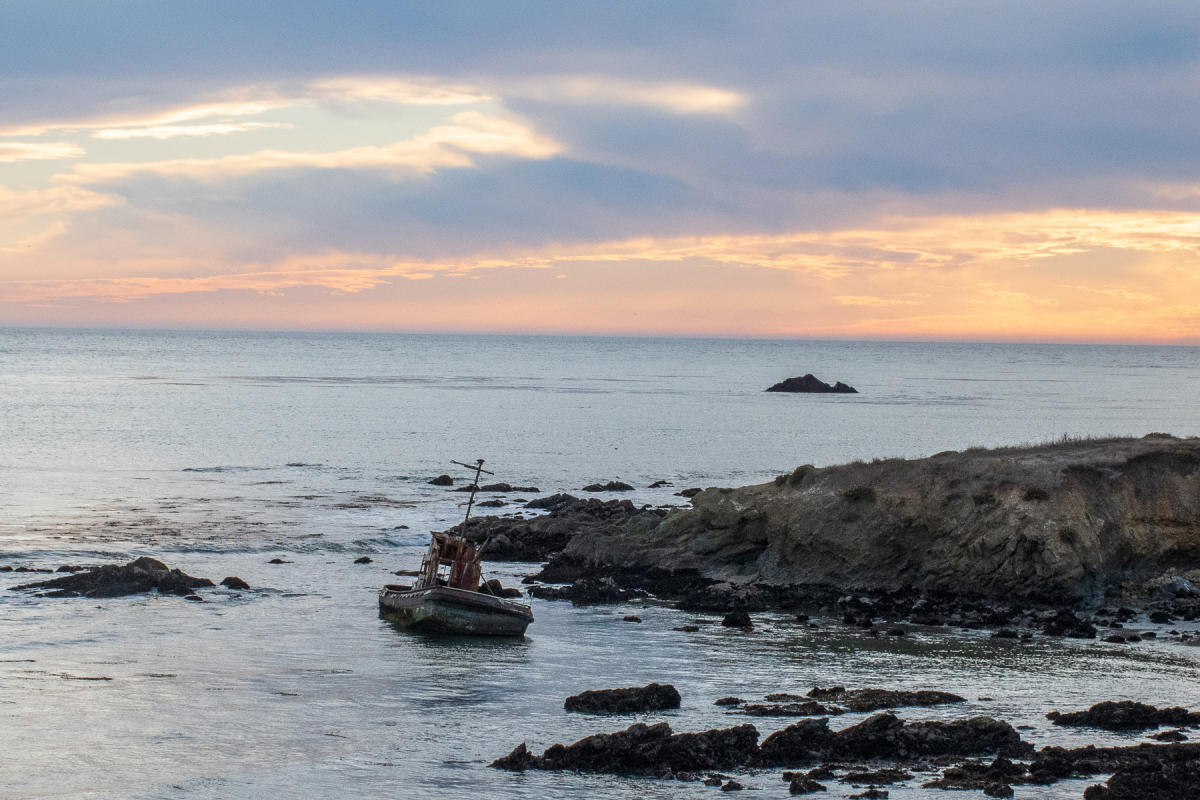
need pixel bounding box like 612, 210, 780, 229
1148, 610, 1172, 624
564, 683, 682, 714
582, 481, 635, 492
477, 499, 505, 507
0, 565, 11, 571
766, 374, 858, 394
428, 474, 454, 486
992, 629, 1020, 639
649, 480, 672, 488
524, 493, 579, 510
805, 686, 966, 712
1040, 609, 1096, 638
1082, 753, 1200, 799
1029, 741, 1200, 784
1150, 729, 1187, 742
1046, 701, 1199, 731
983, 784, 1014, 798
674, 625, 700, 632
474, 483, 539, 493
56, 565, 88, 572
528, 577, 645, 605
757, 713, 1031, 767
923, 756, 1027, 790
840, 769, 912, 785
184, 594, 204, 602
740, 702, 842, 717
492, 721, 760, 776
353, 556, 373, 564
267, 558, 290, 564
12, 557, 214, 599
715, 697, 744, 706
849, 789, 887, 799
452, 484, 480, 492
720, 779, 743, 791
491, 741, 534, 771
721, 611, 753, 628
675, 487, 703, 498
622, 615, 642, 623
789, 775, 827, 794
220, 576, 250, 590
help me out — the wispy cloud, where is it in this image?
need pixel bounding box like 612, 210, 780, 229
91, 122, 292, 140
503, 75, 744, 114
0, 142, 86, 162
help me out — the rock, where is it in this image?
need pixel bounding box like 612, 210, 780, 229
1081, 751, 1200, 799
267, 558, 290, 564
353, 556, 373, 564
649, 480, 672, 488
428, 474, 454, 486
983, 785, 1014, 799
789, 775, 827, 794
528, 577, 646, 605
56, 565, 88, 572
840, 768, 912, 784
721, 611, 753, 628
1029, 741, 1200, 785
740, 702, 842, 717
0, 565, 11, 571
1150, 729, 1188, 742
720, 779, 743, 791
622, 615, 642, 623
582, 481, 635, 492
492, 721, 760, 776
184, 594, 204, 602
1148, 610, 1172, 624
475, 483, 540, 493
490, 741, 534, 770
715, 697, 744, 706
477, 499, 505, 507
1046, 701, 1199, 731
805, 687, 966, 712
765, 374, 858, 394
675, 488, 703, 498
220, 576, 250, 590
922, 757, 1026, 790
564, 683, 682, 713
11, 557, 215, 599
674, 625, 700, 632
526, 437, 1200, 610
849, 790, 887, 799
756, 713, 1031, 767
1163, 577, 1198, 598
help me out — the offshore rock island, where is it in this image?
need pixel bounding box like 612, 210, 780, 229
464, 434, 1200, 619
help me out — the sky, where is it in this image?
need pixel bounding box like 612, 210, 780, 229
2, 2, 1199, 342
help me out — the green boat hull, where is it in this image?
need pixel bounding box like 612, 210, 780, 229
379, 585, 533, 637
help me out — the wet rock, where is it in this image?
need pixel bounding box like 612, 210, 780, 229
756, 713, 1031, 767
674, 625, 700, 632
1029, 741, 1200, 784
841, 768, 912, 784
527, 577, 645, 605
622, 615, 642, 623
740, 702, 842, 717
715, 697, 744, 706
267, 558, 291, 564
1046, 701, 1199, 732
474, 483, 539, 493
721, 611, 753, 628
991, 629, 1020, 639
1148, 610, 1172, 624
184, 594, 204, 602
1039, 609, 1096, 638
492, 721, 760, 776
428, 474, 454, 486
477, 499, 505, 507
582, 481, 635, 492
983, 784, 1014, 798
788, 774, 828, 794
805, 686, 966, 712
12, 557, 215, 599
220, 576, 250, 590
491, 741, 534, 770
849, 789, 887, 799
565, 683, 682, 714
675, 487, 703, 498
1083, 754, 1200, 799
56, 565, 88, 572
766, 374, 858, 394
649, 480, 672, 488
923, 756, 1027, 790
1150, 729, 1187, 742
720, 779, 743, 791
353, 556, 373, 564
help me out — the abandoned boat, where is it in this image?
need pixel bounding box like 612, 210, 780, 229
379, 459, 534, 637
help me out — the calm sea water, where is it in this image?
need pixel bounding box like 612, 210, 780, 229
1, 328, 1198, 799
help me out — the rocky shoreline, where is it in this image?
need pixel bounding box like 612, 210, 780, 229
451, 435, 1200, 636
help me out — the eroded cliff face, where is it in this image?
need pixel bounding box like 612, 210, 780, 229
559, 436, 1200, 603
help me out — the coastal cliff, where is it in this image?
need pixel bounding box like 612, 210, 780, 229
550, 435, 1200, 604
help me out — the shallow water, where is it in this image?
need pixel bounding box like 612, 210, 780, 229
2, 329, 1199, 798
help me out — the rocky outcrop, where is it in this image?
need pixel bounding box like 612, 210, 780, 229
1046, 701, 1200, 731
536, 436, 1200, 606
492, 721, 760, 776
583, 481, 635, 492
766, 374, 857, 393
428, 474, 454, 486
12, 557, 215, 598
564, 683, 682, 713
806, 686, 966, 712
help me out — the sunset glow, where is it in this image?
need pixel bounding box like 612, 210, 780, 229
3, 3, 1199, 343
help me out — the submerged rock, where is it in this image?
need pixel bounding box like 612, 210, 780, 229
582, 481, 635, 492
428, 474, 454, 486
12, 557, 215, 599
806, 686, 966, 712
220, 576, 250, 590
492, 721, 760, 776
564, 683, 682, 714
766, 374, 858, 394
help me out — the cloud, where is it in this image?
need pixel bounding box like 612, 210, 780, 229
502, 75, 743, 114
0, 141, 85, 162
91, 122, 292, 140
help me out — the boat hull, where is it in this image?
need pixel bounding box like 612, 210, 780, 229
378, 585, 533, 637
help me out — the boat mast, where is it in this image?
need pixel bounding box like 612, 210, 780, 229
450, 458, 493, 535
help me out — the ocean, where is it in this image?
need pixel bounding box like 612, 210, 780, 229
1, 328, 1198, 799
